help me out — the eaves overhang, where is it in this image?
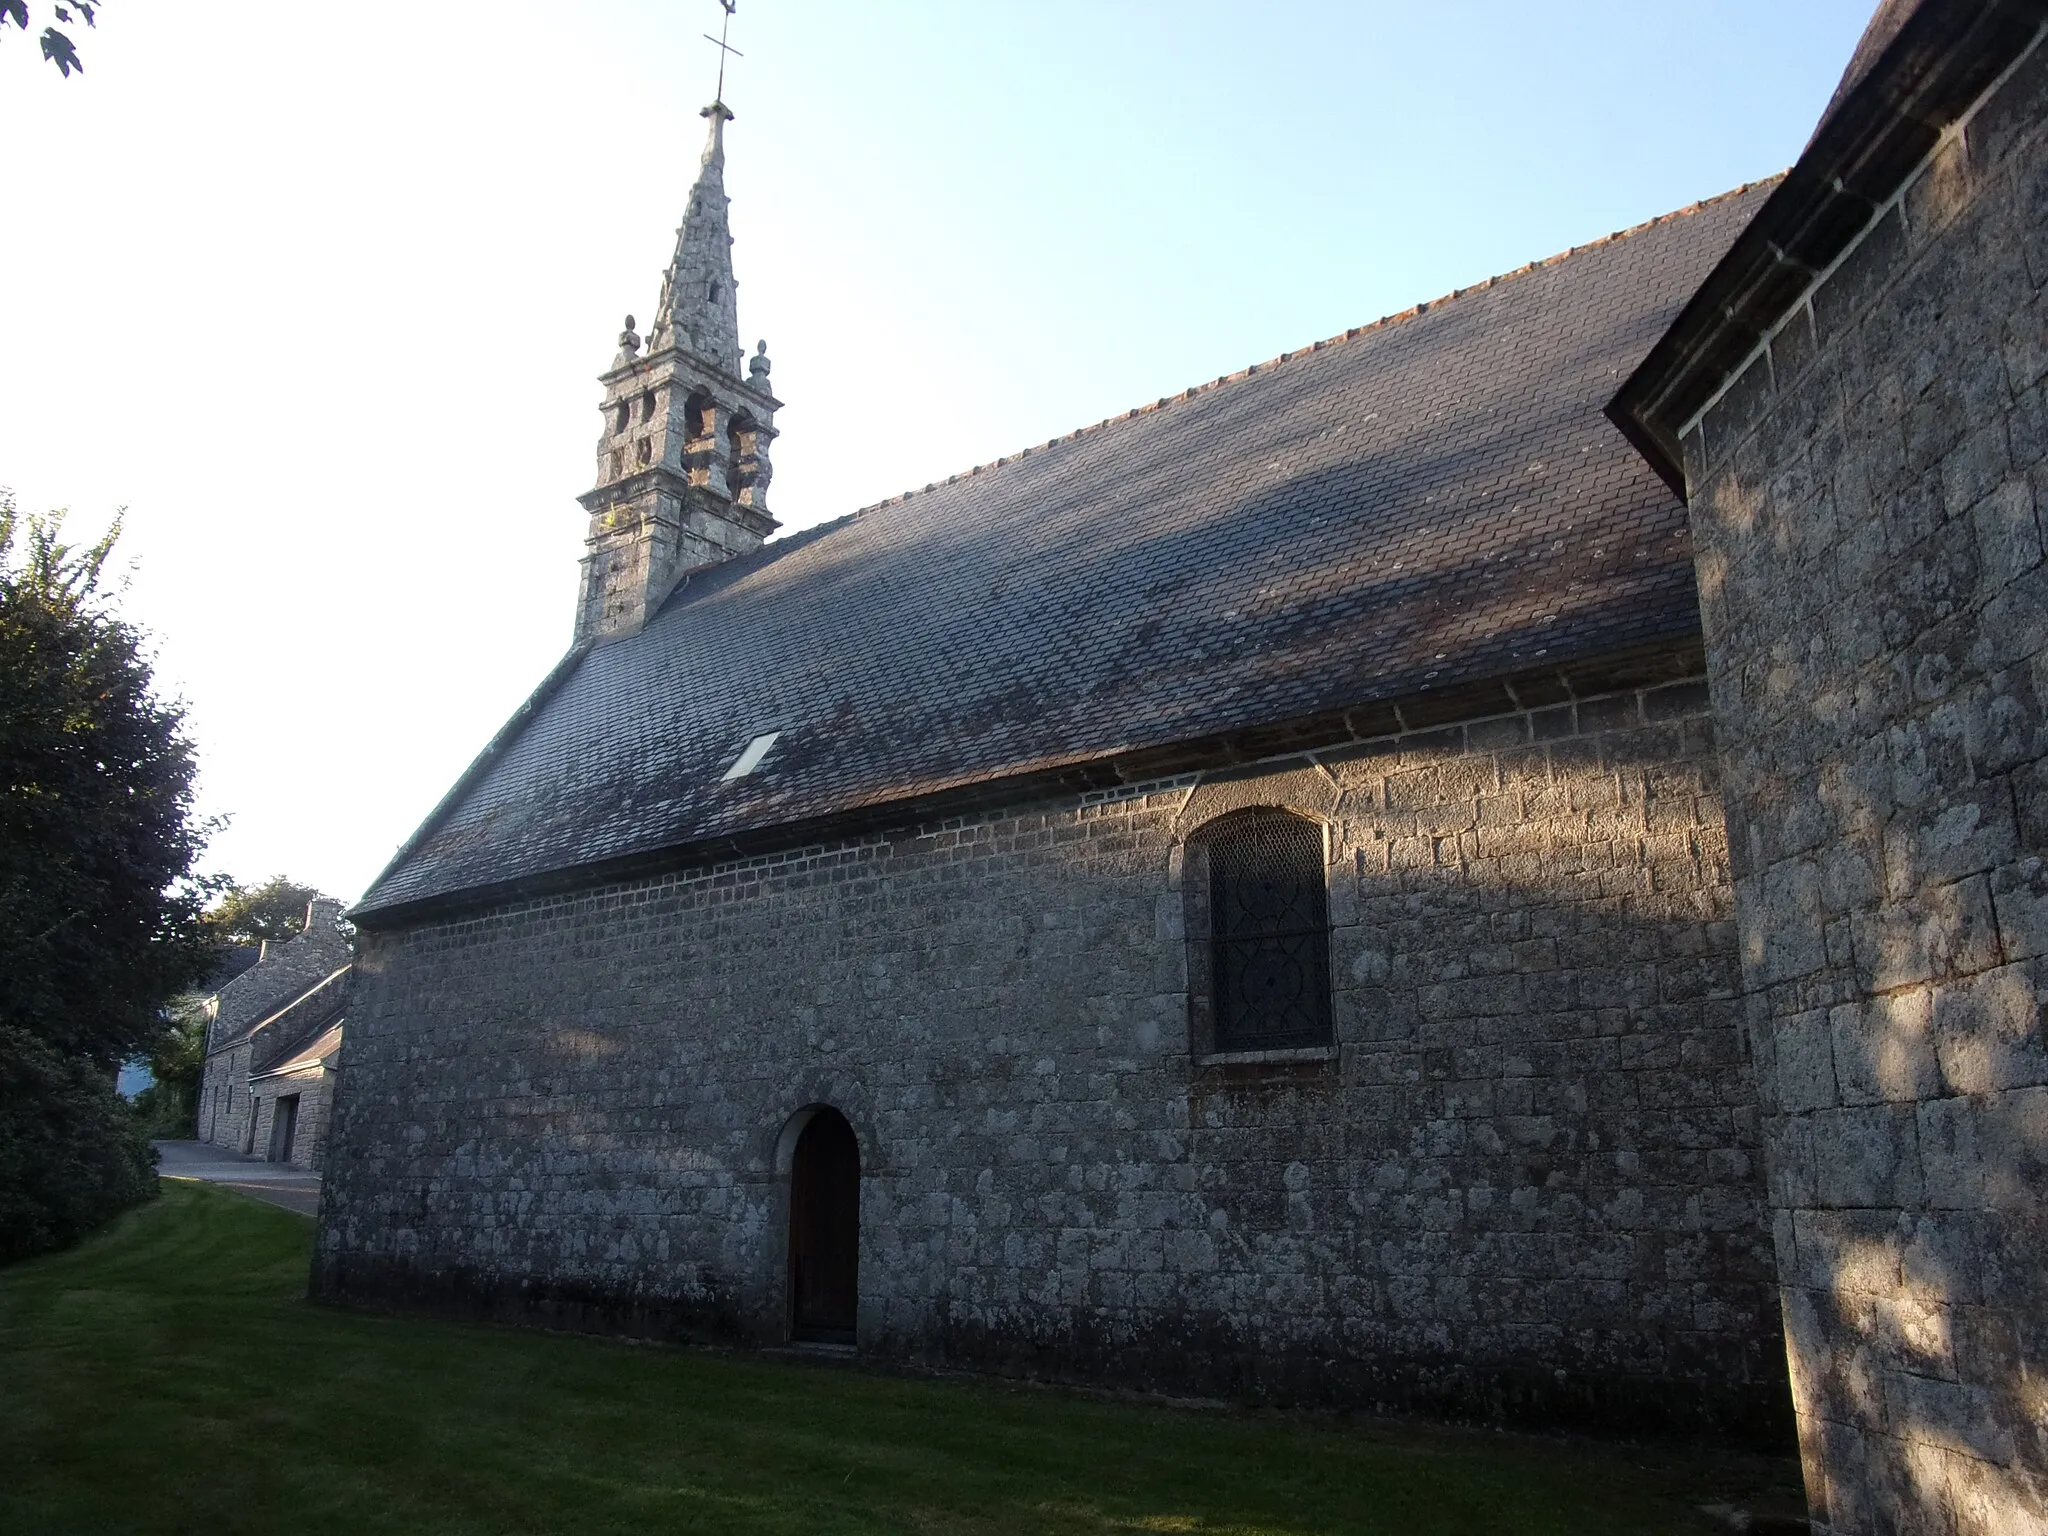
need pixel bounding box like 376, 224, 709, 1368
1608, 0, 2044, 492
347, 639, 1707, 932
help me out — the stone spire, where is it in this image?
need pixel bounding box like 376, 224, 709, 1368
652, 103, 744, 375
574, 100, 780, 645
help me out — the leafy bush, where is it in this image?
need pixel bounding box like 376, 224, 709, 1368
0, 1030, 157, 1264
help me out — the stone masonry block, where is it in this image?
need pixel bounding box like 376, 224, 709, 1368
1918, 1097, 1989, 1212
1976, 1086, 2048, 1215
1748, 856, 1829, 987
1971, 478, 2044, 594
1852, 876, 2004, 994
1779, 1008, 1841, 1112
1810, 1104, 1923, 1210
1933, 962, 2048, 1095
1832, 986, 1942, 1106
1991, 857, 2048, 962
1886, 1372, 2015, 1468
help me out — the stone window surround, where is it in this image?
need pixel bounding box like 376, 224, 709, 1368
1175, 777, 1342, 1068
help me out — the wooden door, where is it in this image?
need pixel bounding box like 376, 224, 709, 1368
788, 1109, 860, 1343
269, 1095, 299, 1163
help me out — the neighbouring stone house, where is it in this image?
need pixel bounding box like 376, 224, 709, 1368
318, 4, 2047, 1532
198, 898, 351, 1170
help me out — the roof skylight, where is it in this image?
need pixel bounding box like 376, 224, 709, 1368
720, 731, 781, 782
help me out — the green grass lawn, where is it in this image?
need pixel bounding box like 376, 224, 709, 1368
0, 1182, 1800, 1535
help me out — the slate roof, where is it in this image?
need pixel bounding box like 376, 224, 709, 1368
208, 907, 353, 1049
246, 966, 350, 1075
358, 180, 1772, 921
202, 944, 262, 991
253, 1020, 344, 1082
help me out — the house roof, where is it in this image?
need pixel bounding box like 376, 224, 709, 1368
242, 965, 350, 1072
252, 1021, 344, 1082
208, 911, 353, 1049
202, 944, 262, 991
357, 179, 1772, 923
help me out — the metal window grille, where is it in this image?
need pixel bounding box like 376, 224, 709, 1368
1206, 811, 1332, 1050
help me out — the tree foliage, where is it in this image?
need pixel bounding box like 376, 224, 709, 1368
1, 1, 97, 79
0, 492, 217, 1261
207, 876, 324, 947
131, 994, 207, 1137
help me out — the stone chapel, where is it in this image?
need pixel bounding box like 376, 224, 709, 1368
319, 5, 2048, 1532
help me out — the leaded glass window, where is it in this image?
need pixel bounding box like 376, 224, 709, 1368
1204, 810, 1333, 1050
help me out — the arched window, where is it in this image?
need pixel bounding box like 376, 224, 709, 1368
1187, 808, 1332, 1053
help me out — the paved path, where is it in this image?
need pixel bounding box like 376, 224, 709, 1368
154, 1140, 321, 1217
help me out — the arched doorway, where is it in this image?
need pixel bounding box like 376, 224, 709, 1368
788, 1107, 860, 1344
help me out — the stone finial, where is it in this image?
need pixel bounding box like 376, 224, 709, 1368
748, 339, 772, 391
615, 315, 642, 368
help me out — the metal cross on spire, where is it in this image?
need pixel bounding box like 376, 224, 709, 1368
703, 0, 742, 106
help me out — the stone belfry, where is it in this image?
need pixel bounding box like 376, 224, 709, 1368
576, 99, 780, 643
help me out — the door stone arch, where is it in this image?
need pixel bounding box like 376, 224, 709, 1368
778, 1104, 861, 1344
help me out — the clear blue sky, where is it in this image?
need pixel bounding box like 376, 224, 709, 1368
0, 1, 1880, 901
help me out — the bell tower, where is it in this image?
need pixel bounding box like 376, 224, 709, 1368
576, 100, 780, 643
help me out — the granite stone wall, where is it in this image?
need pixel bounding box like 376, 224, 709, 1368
316, 672, 1787, 1440
1678, 31, 2048, 1534
249, 1066, 337, 1172
200, 1042, 256, 1154
205, 900, 352, 1049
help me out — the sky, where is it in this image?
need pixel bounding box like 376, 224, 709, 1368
0, 0, 1881, 904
